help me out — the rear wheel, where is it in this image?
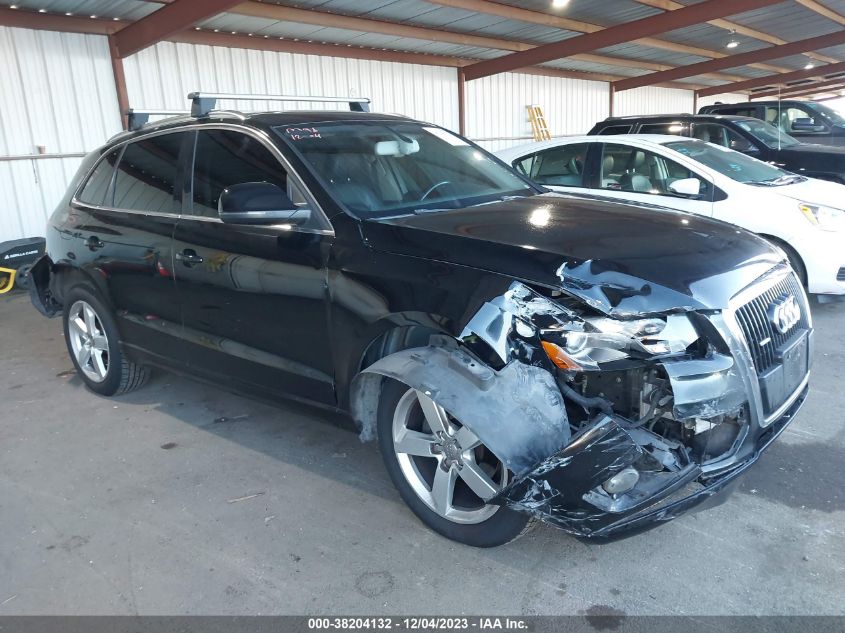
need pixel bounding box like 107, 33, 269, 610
377, 378, 532, 547
62, 286, 149, 396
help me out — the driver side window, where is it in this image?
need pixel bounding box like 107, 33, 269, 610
190, 129, 314, 224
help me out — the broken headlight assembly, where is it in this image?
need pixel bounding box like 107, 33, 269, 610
540, 313, 701, 371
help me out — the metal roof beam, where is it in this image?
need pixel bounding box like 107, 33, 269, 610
698, 60, 845, 96
110, 0, 244, 58
634, 0, 839, 63
750, 76, 845, 98
794, 0, 845, 26
0, 9, 625, 83
425, 0, 790, 73
461, 0, 784, 81
614, 28, 845, 91
229, 2, 742, 81
765, 82, 845, 98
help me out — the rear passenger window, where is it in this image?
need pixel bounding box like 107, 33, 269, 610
515, 143, 589, 187
597, 125, 632, 135
78, 149, 120, 206
112, 133, 184, 213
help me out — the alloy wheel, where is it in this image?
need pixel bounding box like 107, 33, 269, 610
392, 388, 509, 524
67, 300, 110, 383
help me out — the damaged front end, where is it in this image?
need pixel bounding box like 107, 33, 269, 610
354, 275, 810, 539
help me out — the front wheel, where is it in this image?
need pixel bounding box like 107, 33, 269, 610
62, 286, 149, 396
377, 378, 532, 547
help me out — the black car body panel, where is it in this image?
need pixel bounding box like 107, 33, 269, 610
31, 109, 813, 541
589, 114, 845, 183
362, 194, 783, 317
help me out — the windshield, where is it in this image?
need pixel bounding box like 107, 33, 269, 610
805, 102, 845, 126
734, 119, 800, 148
664, 140, 802, 185
273, 121, 536, 218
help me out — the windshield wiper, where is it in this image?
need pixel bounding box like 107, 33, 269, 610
750, 174, 806, 186
412, 207, 452, 214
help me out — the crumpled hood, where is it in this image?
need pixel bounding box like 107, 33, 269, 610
766, 176, 845, 209
362, 193, 784, 316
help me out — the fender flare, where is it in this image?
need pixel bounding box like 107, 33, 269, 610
350, 345, 571, 476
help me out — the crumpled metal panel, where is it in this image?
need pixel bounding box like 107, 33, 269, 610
661, 353, 747, 420
492, 416, 643, 532
356, 345, 570, 476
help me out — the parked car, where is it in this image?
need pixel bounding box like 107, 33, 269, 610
588, 114, 845, 183
30, 94, 812, 547
700, 100, 845, 146
497, 135, 845, 296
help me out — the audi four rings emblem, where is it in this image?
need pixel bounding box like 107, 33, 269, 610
769, 295, 801, 335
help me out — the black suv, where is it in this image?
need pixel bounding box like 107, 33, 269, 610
30, 93, 812, 546
589, 113, 845, 183
700, 100, 845, 146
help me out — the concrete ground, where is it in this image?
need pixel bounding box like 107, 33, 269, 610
0, 290, 843, 616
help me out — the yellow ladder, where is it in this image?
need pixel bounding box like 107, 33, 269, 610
527, 105, 551, 141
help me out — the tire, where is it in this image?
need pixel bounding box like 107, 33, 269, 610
62, 285, 149, 396
376, 378, 532, 547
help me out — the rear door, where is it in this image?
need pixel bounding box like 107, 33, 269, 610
71, 131, 190, 364
172, 126, 336, 404
591, 141, 715, 216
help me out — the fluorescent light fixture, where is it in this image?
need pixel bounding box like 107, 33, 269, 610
552, 0, 570, 8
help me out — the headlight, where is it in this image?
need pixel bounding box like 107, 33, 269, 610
541, 314, 699, 371
799, 203, 845, 231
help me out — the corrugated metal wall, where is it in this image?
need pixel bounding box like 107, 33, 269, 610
122, 42, 459, 131
0, 27, 122, 242
613, 86, 696, 117
465, 72, 610, 152
2, 27, 713, 241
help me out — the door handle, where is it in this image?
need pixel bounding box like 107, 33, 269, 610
175, 249, 204, 266
85, 236, 104, 251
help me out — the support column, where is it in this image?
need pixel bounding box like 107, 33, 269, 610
457, 68, 467, 136
109, 35, 130, 131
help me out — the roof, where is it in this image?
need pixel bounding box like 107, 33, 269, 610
598, 114, 761, 123
495, 133, 702, 159
108, 109, 415, 145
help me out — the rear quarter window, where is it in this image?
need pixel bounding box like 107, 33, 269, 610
77, 149, 121, 206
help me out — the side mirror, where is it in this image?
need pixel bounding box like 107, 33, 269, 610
218, 182, 298, 225
668, 177, 702, 197
791, 117, 825, 133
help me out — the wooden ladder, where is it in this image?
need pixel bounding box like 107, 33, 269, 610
527, 105, 551, 141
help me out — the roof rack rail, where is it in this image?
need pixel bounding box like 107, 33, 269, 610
187, 91, 371, 117
126, 109, 191, 131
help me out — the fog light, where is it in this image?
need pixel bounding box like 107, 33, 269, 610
602, 467, 640, 495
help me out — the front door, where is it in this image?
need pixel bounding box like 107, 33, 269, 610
591, 142, 715, 217
172, 127, 336, 404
